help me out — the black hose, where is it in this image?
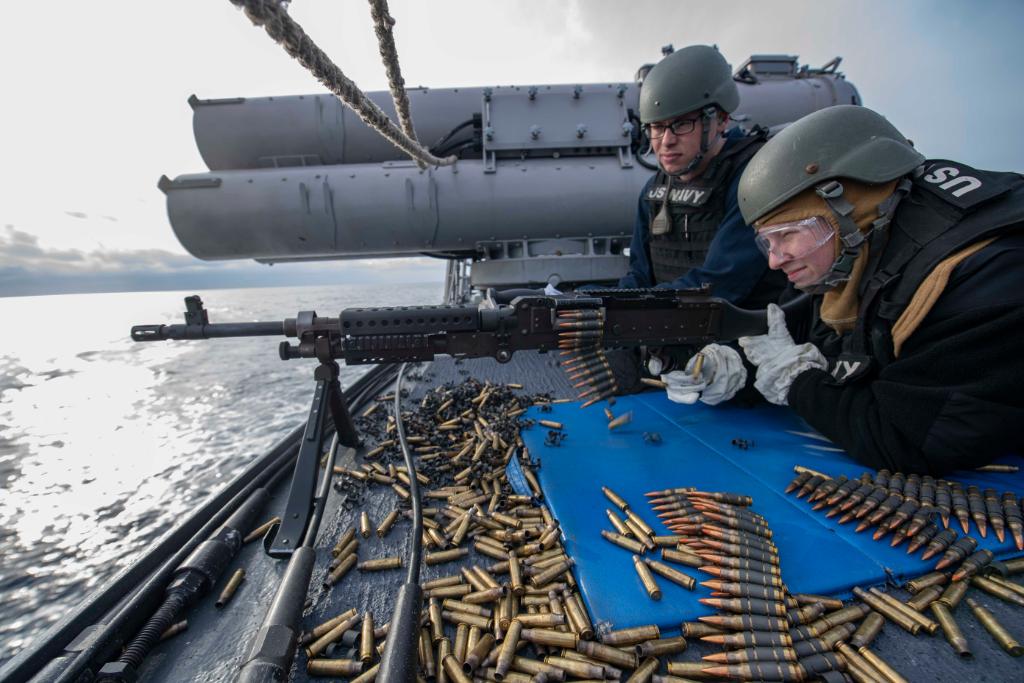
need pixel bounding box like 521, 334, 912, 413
393, 363, 423, 582
430, 118, 476, 154
376, 363, 425, 683
433, 138, 478, 158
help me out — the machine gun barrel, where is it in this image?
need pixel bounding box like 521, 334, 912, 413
131, 320, 287, 341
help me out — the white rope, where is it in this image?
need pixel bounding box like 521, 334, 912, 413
230, 0, 456, 167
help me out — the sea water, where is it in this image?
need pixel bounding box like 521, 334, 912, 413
0, 283, 441, 664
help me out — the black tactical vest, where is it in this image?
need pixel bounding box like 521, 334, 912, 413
811, 160, 1024, 385
646, 130, 767, 284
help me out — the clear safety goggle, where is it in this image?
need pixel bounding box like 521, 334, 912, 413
754, 216, 836, 260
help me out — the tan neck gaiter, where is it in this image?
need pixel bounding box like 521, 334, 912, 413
756, 180, 899, 334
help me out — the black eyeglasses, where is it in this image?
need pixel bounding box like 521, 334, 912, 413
644, 117, 699, 139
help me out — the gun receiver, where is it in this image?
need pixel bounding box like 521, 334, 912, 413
130, 288, 772, 365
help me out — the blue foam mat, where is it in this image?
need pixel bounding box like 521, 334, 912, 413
519, 392, 1024, 633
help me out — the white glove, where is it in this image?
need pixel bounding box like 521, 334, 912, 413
662, 344, 747, 406
543, 283, 563, 295
738, 303, 827, 406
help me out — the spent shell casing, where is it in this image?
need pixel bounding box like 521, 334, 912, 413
866, 587, 939, 635
849, 611, 884, 649
306, 659, 364, 677
855, 647, 907, 683
427, 548, 470, 565
325, 553, 358, 586
543, 655, 608, 680
495, 619, 522, 678
330, 527, 357, 557
850, 587, 921, 635
818, 623, 857, 650
359, 612, 374, 665
520, 627, 577, 649
930, 601, 972, 658
578, 638, 640, 669
787, 602, 826, 627
904, 570, 949, 594
659, 548, 708, 569
159, 619, 188, 641
938, 578, 970, 609
906, 585, 944, 612
635, 635, 688, 658
441, 599, 491, 618
359, 511, 372, 538
358, 556, 402, 571
792, 593, 844, 611
602, 624, 661, 646
441, 654, 473, 683
812, 603, 870, 635
376, 509, 400, 538
602, 530, 646, 554
645, 558, 696, 590
681, 621, 728, 638
303, 609, 359, 645
462, 632, 494, 673
971, 575, 1024, 608
967, 597, 1024, 656
243, 516, 281, 544
986, 575, 1024, 600
215, 568, 245, 608
628, 656, 659, 682
633, 555, 662, 600
608, 411, 633, 430
606, 509, 632, 536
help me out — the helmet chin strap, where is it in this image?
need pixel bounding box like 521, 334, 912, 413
808, 177, 912, 292
662, 105, 721, 177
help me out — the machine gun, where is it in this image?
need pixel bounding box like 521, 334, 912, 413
127, 287, 783, 682
131, 286, 780, 557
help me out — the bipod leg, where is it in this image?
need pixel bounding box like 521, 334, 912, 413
266, 359, 358, 558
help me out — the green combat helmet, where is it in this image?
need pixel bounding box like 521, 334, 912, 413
639, 45, 740, 124
738, 105, 925, 287
640, 45, 741, 185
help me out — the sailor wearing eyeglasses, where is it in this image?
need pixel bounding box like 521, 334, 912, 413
620, 45, 787, 316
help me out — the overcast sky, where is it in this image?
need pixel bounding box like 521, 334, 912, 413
2, 0, 1022, 297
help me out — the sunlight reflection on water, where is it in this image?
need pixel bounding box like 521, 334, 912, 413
0, 282, 440, 663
